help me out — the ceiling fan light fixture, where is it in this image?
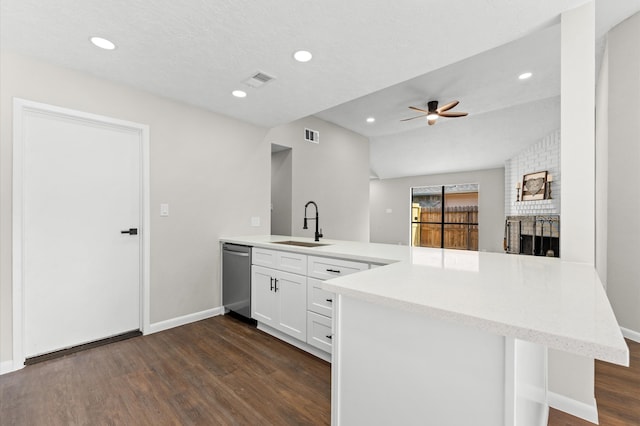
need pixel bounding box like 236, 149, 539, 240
427, 113, 439, 120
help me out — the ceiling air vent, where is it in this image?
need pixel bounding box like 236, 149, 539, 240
305, 128, 319, 144
243, 71, 276, 88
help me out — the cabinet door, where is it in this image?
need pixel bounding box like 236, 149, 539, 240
275, 270, 307, 341
251, 265, 277, 327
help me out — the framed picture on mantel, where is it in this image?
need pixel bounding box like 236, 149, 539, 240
522, 171, 547, 201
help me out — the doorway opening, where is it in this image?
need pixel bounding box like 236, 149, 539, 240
271, 144, 292, 236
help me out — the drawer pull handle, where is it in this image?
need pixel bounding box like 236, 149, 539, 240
274, 278, 279, 292
270, 277, 274, 291
326, 335, 333, 340
326, 298, 333, 303
326, 268, 341, 274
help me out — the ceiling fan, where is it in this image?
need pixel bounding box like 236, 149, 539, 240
401, 100, 468, 125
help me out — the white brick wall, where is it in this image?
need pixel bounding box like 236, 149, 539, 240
504, 130, 561, 216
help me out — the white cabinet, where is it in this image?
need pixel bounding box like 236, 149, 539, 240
251, 247, 307, 341
306, 257, 369, 354
250, 247, 370, 358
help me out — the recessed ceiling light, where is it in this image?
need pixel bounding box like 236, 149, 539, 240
518, 72, 533, 80
90, 36, 116, 50
232, 90, 247, 98
366, 117, 375, 123
293, 50, 313, 63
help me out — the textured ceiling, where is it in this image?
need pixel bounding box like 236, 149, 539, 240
2, 0, 639, 180
1, 0, 588, 129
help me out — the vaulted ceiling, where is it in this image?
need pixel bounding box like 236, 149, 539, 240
2, 0, 639, 179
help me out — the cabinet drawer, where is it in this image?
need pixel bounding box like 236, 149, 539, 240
307, 278, 335, 317
252, 248, 307, 275
307, 311, 332, 353
252, 248, 278, 268
278, 251, 307, 275
307, 256, 368, 280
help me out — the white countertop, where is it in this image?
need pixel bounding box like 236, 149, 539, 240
220, 235, 629, 366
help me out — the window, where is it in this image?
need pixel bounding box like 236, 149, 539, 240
411, 184, 479, 251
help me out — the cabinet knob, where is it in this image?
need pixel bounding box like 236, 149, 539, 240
326, 335, 333, 340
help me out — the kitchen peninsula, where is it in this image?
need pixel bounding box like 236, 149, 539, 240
219, 235, 628, 426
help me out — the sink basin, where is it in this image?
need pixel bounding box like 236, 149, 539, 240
272, 240, 330, 248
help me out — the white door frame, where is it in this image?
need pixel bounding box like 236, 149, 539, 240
12, 98, 151, 371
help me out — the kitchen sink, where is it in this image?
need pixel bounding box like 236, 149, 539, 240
272, 240, 330, 248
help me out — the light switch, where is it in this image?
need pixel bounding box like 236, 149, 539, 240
251, 216, 261, 227
160, 203, 169, 217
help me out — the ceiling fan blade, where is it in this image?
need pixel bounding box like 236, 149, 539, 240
400, 114, 428, 122
428, 118, 437, 126
437, 100, 459, 113
409, 106, 430, 113
439, 111, 468, 118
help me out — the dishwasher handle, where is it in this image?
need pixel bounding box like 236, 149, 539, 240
223, 249, 250, 257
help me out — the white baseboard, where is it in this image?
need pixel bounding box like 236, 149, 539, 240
146, 307, 223, 335
547, 391, 598, 424
0, 360, 20, 375
621, 327, 640, 343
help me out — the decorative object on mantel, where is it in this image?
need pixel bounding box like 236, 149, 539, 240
515, 182, 521, 202
521, 171, 548, 201
546, 174, 553, 199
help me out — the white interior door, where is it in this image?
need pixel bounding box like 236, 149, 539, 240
21, 106, 142, 358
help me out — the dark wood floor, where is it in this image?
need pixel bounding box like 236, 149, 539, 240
548, 339, 640, 426
0, 315, 331, 425
1, 316, 638, 425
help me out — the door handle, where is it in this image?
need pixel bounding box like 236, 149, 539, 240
121, 228, 138, 235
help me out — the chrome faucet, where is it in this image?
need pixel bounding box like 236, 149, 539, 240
303, 201, 323, 242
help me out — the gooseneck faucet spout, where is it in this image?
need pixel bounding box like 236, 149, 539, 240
303, 201, 323, 242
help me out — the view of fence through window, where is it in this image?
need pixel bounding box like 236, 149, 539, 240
411, 184, 479, 251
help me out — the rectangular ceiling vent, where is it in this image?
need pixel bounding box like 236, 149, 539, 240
243, 71, 276, 88
304, 128, 319, 144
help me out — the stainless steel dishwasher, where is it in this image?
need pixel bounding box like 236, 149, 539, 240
222, 243, 255, 324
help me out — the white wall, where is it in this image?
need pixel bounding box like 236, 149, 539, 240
595, 44, 609, 285
265, 117, 370, 242
369, 168, 504, 253
606, 11, 640, 336
547, 2, 596, 417
0, 51, 271, 363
